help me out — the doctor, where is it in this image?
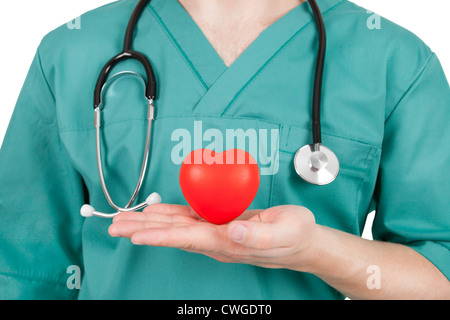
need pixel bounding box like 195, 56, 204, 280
0, 0, 449, 300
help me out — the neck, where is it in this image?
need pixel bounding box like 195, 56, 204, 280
178, 0, 305, 26
177, 0, 306, 66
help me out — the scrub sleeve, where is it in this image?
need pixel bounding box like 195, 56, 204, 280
372, 53, 450, 280
0, 47, 85, 299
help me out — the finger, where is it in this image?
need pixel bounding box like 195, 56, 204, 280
130, 224, 226, 251
227, 209, 301, 250
109, 220, 174, 238
113, 211, 145, 222
110, 213, 198, 237
113, 211, 198, 224
234, 209, 264, 221
142, 203, 198, 218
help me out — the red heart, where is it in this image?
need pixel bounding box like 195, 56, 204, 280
179, 149, 260, 225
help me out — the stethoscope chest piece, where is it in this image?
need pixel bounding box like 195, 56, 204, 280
294, 143, 339, 185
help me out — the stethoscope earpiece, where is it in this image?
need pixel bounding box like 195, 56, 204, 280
80, 192, 162, 218
80, 204, 95, 218
146, 192, 162, 206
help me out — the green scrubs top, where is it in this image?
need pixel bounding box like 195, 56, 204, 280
1, 0, 449, 299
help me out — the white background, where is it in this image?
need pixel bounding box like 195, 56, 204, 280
0, 1, 449, 239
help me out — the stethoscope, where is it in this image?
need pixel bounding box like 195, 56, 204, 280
80, 0, 340, 219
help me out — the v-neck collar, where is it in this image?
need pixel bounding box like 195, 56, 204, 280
148, 0, 346, 115
148, 0, 227, 89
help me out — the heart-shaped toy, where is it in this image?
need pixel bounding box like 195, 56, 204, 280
179, 149, 260, 225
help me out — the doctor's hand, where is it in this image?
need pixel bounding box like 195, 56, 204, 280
108, 204, 450, 299
108, 204, 317, 270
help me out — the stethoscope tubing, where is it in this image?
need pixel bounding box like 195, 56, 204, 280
94, 0, 156, 109
94, 99, 155, 213
307, 0, 326, 147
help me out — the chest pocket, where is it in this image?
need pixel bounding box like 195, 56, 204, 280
270, 124, 380, 234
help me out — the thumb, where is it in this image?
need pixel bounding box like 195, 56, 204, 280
227, 219, 280, 250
